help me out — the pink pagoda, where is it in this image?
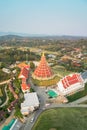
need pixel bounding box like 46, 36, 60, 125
32, 53, 54, 80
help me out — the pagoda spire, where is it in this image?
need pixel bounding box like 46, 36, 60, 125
32, 53, 53, 79
42, 52, 45, 57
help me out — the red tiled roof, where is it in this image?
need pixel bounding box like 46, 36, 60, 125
33, 53, 53, 78
62, 73, 82, 88
21, 83, 30, 91
73, 62, 81, 67
17, 62, 30, 69
22, 78, 26, 83
18, 67, 29, 79
25, 65, 30, 70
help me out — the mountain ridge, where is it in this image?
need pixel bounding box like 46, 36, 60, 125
0, 32, 87, 39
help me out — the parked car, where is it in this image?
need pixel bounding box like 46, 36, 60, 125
45, 103, 50, 107
30, 117, 35, 123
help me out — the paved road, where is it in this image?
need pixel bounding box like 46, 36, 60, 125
30, 79, 48, 106
0, 79, 11, 85
0, 85, 9, 107
47, 103, 87, 108
0, 79, 11, 107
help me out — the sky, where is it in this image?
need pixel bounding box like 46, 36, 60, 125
0, 0, 87, 36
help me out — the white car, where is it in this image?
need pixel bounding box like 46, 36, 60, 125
30, 117, 35, 123
45, 103, 50, 107
16, 125, 19, 128
42, 107, 45, 110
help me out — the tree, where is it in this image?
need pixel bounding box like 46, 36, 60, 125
30, 61, 35, 69
0, 62, 6, 69
14, 105, 23, 118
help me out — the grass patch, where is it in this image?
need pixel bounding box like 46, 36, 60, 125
32, 108, 87, 130
67, 83, 87, 102
52, 65, 74, 76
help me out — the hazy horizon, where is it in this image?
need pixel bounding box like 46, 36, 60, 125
0, 31, 87, 37
0, 0, 87, 36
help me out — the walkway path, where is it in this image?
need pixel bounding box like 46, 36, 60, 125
47, 103, 87, 108
0, 79, 11, 107
68, 95, 87, 105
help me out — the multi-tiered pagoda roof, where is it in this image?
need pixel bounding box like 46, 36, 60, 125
32, 53, 54, 80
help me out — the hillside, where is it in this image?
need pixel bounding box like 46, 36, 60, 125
0, 34, 87, 47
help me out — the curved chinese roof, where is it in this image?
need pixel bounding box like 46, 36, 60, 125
33, 53, 53, 79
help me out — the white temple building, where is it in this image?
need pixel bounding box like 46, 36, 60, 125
57, 73, 84, 96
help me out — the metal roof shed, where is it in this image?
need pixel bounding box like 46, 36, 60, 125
48, 90, 58, 98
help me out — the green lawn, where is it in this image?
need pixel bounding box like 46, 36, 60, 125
52, 65, 74, 76
32, 108, 87, 130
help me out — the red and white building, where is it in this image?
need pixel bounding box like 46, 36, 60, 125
21, 83, 30, 93
57, 73, 84, 96
18, 63, 30, 93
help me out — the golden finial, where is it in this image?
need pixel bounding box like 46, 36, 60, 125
42, 52, 45, 56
